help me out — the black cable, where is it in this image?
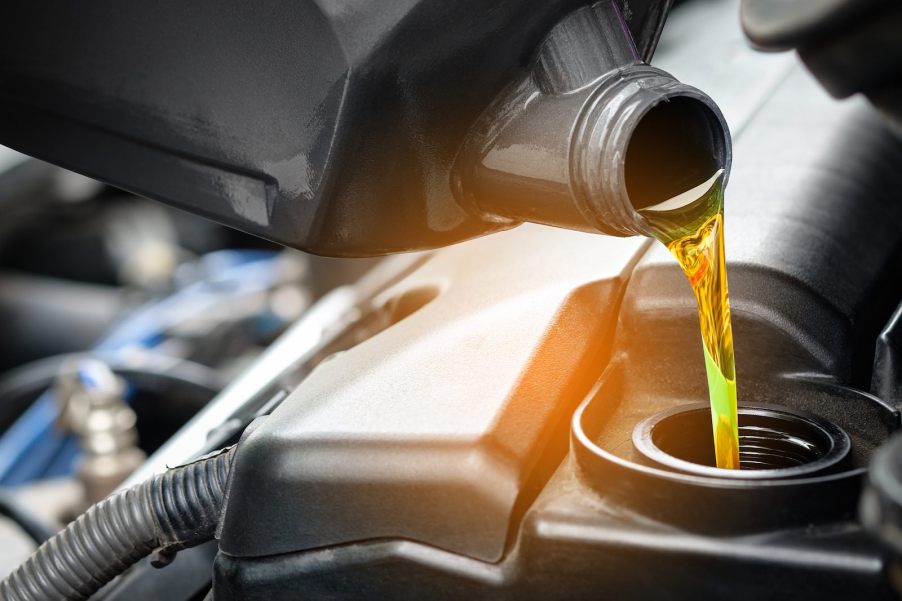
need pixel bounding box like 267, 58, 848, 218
0, 488, 56, 544
0, 446, 235, 601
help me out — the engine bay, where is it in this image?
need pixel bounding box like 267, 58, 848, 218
2, 0, 902, 599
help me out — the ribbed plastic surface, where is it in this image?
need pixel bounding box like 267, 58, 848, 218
0, 486, 156, 601
152, 449, 234, 551
0, 448, 234, 601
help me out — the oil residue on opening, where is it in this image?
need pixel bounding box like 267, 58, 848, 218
641, 169, 739, 469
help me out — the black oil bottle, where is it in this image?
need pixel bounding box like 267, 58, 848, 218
0, 0, 728, 256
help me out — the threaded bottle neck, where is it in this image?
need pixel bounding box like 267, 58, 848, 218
571, 65, 732, 237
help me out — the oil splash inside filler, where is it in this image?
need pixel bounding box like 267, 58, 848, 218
641, 169, 739, 469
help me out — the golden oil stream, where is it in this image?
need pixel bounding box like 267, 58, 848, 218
641, 170, 739, 469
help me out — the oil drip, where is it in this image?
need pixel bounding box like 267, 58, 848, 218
641, 169, 739, 469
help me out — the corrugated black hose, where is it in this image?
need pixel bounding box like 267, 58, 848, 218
0, 446, 235, 601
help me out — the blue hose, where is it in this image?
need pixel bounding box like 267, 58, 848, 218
0, 250, 286, 485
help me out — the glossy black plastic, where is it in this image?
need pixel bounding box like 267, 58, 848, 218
455, 4, 730, 238
0, 0, 684, 257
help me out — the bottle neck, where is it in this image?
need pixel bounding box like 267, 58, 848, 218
457, 64, 731, 238
571, 65, 732, 237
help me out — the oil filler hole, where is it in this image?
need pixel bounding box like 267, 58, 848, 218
632, 404, 851, 480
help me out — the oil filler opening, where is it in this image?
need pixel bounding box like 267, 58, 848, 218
632, 404, 851, 480
624, 97, 724, 211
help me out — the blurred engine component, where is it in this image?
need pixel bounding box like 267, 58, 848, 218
741, 0, 902, 135
55, 359, 145, 508
0, 146, 325, 585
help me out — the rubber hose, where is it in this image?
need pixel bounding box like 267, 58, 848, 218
0, 446, 235, 601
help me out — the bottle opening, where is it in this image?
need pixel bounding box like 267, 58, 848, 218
624, 96, 726, 211
632, 404, 851, 480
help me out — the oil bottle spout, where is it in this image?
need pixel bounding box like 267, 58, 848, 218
455, 0, 732, 238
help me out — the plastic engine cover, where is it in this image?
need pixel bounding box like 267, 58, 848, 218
220, 226, 646, 562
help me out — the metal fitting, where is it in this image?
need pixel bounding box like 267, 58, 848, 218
56, 358, 145, 506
